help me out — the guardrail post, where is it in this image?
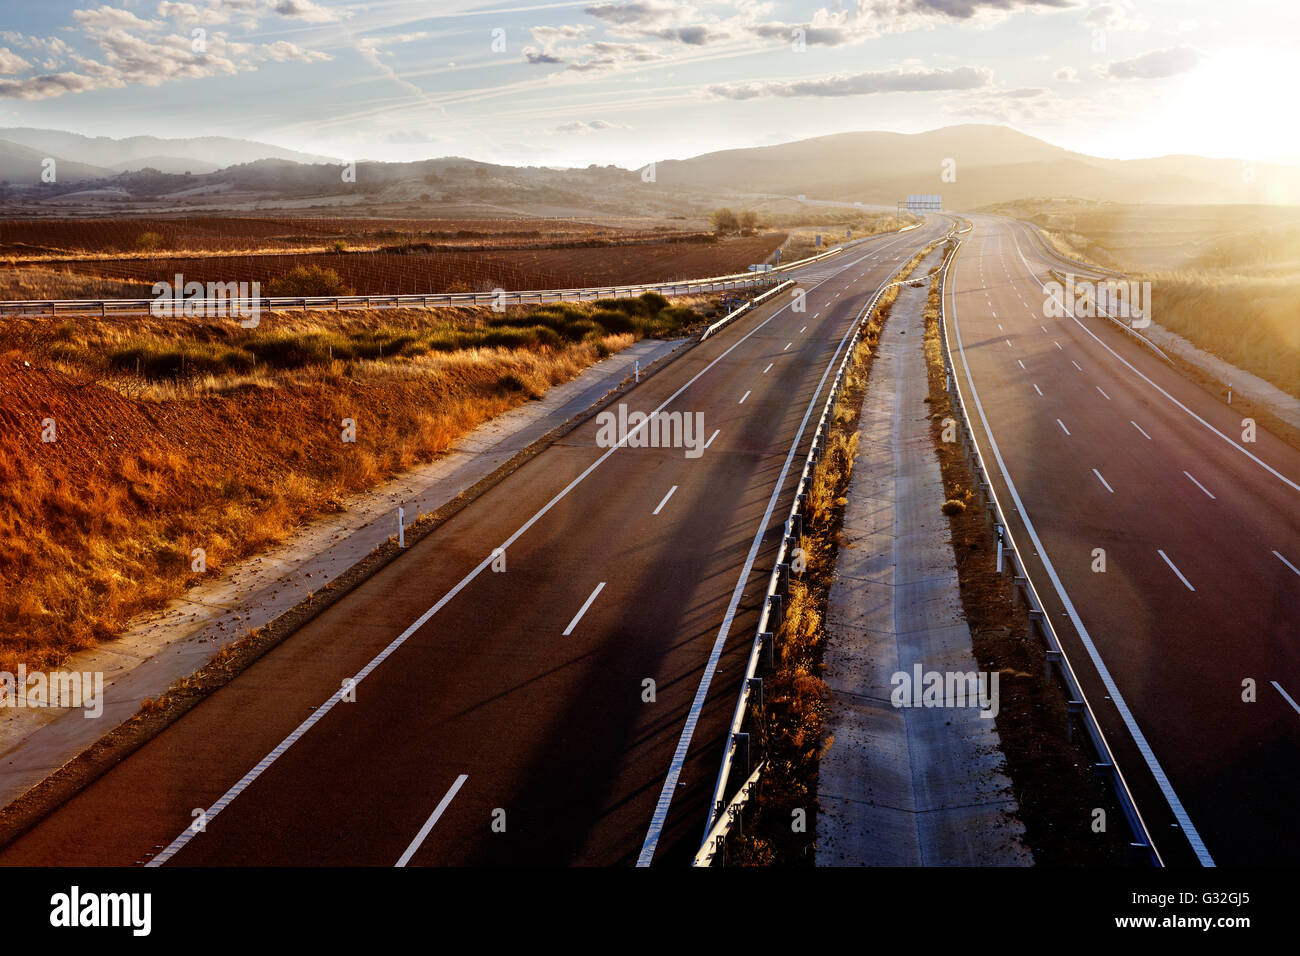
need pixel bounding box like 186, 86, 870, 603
1045, 649, 1062, 682
747, 677, 763, 710
768, 594, 782, 629
1066, 700, 1083, 743
777, 562, 790, 596
734, 732, 750, 776
760, 631, 774, 668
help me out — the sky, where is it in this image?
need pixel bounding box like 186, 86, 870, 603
0, 0, 1297, 170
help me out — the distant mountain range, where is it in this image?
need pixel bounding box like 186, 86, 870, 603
654, 125, 1300, 207
1, 124, 1295, 211
0, 128, 335, 182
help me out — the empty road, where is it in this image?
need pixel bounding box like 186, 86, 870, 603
0, 218, 950, 867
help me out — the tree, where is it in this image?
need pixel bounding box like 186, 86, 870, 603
711, 207, 739, 235
738, 209, 758, 235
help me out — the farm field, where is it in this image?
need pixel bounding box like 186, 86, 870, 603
0, 215, 679, 256
0, 215, 789, 298
0, 291, 716, 672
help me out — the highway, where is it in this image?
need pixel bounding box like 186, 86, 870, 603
944, 215, 1300, 866
0, 218, 950, 867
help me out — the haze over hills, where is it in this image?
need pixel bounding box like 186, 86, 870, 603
655, 125, 1300, 207
0, 128, 335, 181
0, 124, 1296, 214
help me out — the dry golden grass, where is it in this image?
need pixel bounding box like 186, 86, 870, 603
729, 240, 945, 865
1141, 271, 1300, 397
988, 199, 1300, 398
0, 294, 707, 671
0, 264, 154, 299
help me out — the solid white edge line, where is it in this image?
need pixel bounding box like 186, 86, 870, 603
1272, 550, 1300, 576
1183, 471, 1216, 500
1272, 681, 1300, 716
563, 582, 606, 635
652, 485, 679, 516
950, 220, 1213, 865
395, 774, 469, 867
636, 227, 939, 865
140, 236, 913, 868
1010, 228, 1300, 495
1157, 549, 1195, 591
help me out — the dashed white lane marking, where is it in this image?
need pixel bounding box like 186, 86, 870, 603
784, 342, 792, 351
1054, 341, 1062, 350
1183, 471, 1216, 499
997, 323, 1003, 331
1056, 419, 1071, 436
799, 326, 807, 334
739, 390, 751, 404
1131, 420, 1152, 440
1157, 550, 1195, 591
1005, 339, 1013, 348
395, 774, 469, 868
1093, 468, 1114, 493
1033, 383, 1043, 396
1071, 360, 1083, 371
705, 429, 720, 449
1017, 359, 1026, 369
1275, 550, 1300, 576
813, 312, 820, 318
1040, 325, 1047, 333
1273, 681, 1300, 716
763, 363, 773, 374
652, 485, 678, 515
563, 582, 606, 635
1096, 386, 1111, 400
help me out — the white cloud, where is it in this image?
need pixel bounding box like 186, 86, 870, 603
273, 0, 344, 24
0, 48, 32, 74
709, 65, 992, 99
550, 118, 629, 133
1100, 46, 1202, 80
0, 3, 332, 100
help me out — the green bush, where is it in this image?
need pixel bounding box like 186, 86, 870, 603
110, 340, 255, 378
264, 265, 353, 297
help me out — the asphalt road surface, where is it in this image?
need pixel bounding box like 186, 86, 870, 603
0, 218, 950, 867
944, 215, 1300, 866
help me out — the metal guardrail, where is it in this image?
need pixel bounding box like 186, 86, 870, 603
699, 280, 795, 342
1017, 219, 1123, 279
935, 232, 1162, 867
0, 242, 848, 318
694, 224, 955, 867
1045, 268, 1173, 366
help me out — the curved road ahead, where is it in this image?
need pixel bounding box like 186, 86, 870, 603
945, 215, 1300, 866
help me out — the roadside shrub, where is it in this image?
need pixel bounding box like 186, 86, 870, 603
638, 291, 669, 313
591, 308, 636, 334
110, 340, 255, 378
264, 265, 353, 297
941, 498, 966, 515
